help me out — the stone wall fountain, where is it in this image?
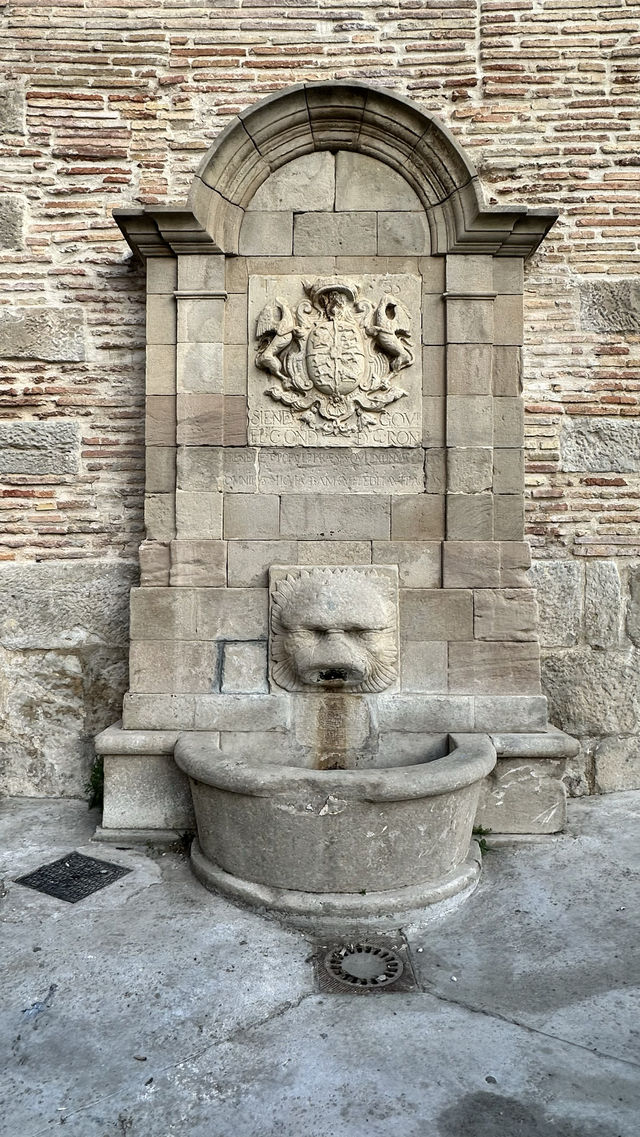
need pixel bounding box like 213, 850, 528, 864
95, 82, 578, 927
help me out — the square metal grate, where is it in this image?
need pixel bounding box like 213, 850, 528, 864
312, 933, 420, 995
15, 851, 131, 903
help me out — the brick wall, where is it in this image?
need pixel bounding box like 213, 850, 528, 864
1, 0, 639, 795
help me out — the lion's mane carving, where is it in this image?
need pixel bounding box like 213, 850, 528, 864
270, 566, 398, 694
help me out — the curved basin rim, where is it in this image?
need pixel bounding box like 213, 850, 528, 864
174, 733, 497, 803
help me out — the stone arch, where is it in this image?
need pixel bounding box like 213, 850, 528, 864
187, 82, 556, 258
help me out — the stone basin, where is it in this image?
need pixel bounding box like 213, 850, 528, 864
174, 732, 497, 928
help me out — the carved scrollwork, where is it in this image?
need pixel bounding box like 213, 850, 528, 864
255, 277, 415, 438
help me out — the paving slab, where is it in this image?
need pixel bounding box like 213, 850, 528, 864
0, 794, 638, 1137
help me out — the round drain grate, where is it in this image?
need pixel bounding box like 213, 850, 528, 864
324, 943, 404, 989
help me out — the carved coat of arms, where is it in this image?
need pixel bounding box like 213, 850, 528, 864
254, 278, 415, 438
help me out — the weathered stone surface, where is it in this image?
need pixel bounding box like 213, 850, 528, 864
222, 641, 268, 694
102, 753, 194, 830
391, 494, 445, 539
446, 493, 494, 540
194, 693, 288, 731
0, 306, 85, 361
249, 152, 335, 212
130, 640, 218, 693
449, 642, 541, 695
0, 421, 80, 475
239, 211, 293, 256
626, 567, 640, 647
561, 416, 640, 473
248, 273, 422, 448
0, 561, 137, 650
177, 446, 256, 492
335, 152, 421, 211
372, 541, 441, 587
139, 540, 170, 587
258, 447, 424, 494
475, 758, 566, 834
293, 212, 377, 256
400, 641, 447, 693
227, 539, 297, 586
528, 560, 582, 647
474, 695, 547, 731
446, 254, 493, 294
130, 587, 195, 642
291, 692, 373, 749
195, 587, 268, 641
376, 694, 474, 732
0, 193, 26, 249
298, 540, 370, 566
144, 493, 175, 542
447, 395, 493, 447
123, 693, 196, 731
447, 343, 492, 395
594, 736, 640, 792
0, 88, 25, 133
224, 493, 280, 539
280, 494, 390, 540
584, 561, 621, 648
175, 490, 222, 539
145, 445, 175, 494
542, 648, 640, 736
443, 541, 501, 588
474, 589, 538, 641
580, 280, 640, 334
170, 539, 226, 587
399, 588, 473, 641
378, 212, 430, 255
447, 448, 493, 493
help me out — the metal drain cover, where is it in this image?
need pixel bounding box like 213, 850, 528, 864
313, 934, 419, 995
14, 851, 131, 903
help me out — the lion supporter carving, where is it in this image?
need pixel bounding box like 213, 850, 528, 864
248, 275, 422, 447
269, 565, 399, 693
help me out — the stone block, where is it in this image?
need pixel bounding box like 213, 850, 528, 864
177, 253, 225, 292
147, 257, 177, 294
224, 344, 248, 394
493, 448, 523, 494
447, 449, 493, 494
170, 540, 226, 588
177, 297, 224, 345
419, 256, 446, 294
145, 446, 175, 494
226, 256, 248, 294
258, 447, 424, 495
176, 341, 224, 394
474, 695, 548, 732
249, 152, 335, 212
102, 753, 194, 831
239, 211, 293, 256
0, 561, 136, 650
372, 541, 441, 588
493, 259, 523, 295
494, 295, 524, 346
399, 588, 473, 641
422, 397, 446, 446
221, 641, 268, 694
144, 494, 175, 541
500, 541, 531, 588
425, 448, 447, 494
0, 421, 80, 475
376, 695, 474, 732
280, 494, 390, 540
130, 640, 218, 694
146, 345, 176, 395
447, 395, 493, 447
626, 567, 640, 646
391, 494, 445, 540
146, 396, 176, 448
228, 539, 298, 586
422, 346, 445, 396
561, 416, 640, 473
224, 493, 280, 539
130, 587, 196, 642
446, 254, 493, 294
194, 693, 288, 731
139, 541, 170, 587
123, 693, 196, 731
291, 693, 373, 750
378, 212, 430, 255
543, 648, 640, 736
176, 393, 224, 445
175, 490, 222, 540
293, 212, 377, 256
442, 541, 501, 588
447, 344, 492, 395
223, 395, 248, 446
0, 193, 25, 250
146, 294, 176, 345
421, 293, 445, 345
528, 560, 582, 647
475, 758, 566, 835
224, 294, 248, 345
298, 541, 370, 566
474, 589, 538, 641
594, 736, 640, 792
584, 561, 621, 648
580, 280, 640, 334
194, 587, 269, 641
335, 152, 421, 211
493, 494, 524, 541
449, 642, 541, 695
0, 306, 85, 362
446, 298, 494, 344
0, 88, 25, 133
447, 494, 494, 541
492, 345, 521, 396
493, 397, 524, 447
400, 641, 448, 693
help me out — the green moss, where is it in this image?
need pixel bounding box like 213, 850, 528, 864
86, 756, 104, 811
